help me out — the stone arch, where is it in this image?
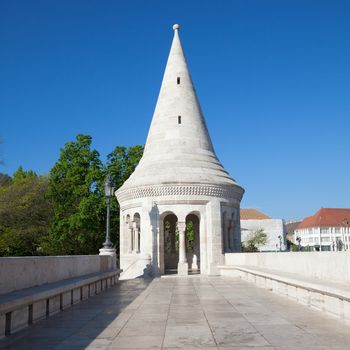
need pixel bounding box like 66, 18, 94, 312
133, 213, 141, 253
161, 212, 178, 273
186, 212, 200, 272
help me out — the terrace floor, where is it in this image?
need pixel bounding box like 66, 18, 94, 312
1, 275, 350, 349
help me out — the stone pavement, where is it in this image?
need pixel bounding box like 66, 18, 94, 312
1, 276, 350, 350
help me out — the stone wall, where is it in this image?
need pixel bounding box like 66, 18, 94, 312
240, 219, 286, 251
0, 255, 115, 294
225, 252, 350, 286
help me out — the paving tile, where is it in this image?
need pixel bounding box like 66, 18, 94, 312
110, 335, 163, 349
118, 324, 166, 337
163, 325, 216, 348
2, 276, 350, 350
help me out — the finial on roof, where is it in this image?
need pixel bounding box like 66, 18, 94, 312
173, 24, 180, 31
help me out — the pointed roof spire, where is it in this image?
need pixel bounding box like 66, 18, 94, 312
117, 25, 242, 192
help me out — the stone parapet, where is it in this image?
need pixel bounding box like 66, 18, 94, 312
0, 255, 115, 295
0, 269, 121, 338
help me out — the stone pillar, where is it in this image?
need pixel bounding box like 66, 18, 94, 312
132, 221, 137, 252
177, 222, 188, 275
128, 227, 133, 253
135, 227, 140, 253
99, 248, 116, 270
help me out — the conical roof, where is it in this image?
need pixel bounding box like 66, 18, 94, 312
117, 24, 242, 195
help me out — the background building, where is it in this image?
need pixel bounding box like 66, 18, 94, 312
295, 208, 350, 251
285, 220, 301, 244
240, 209, 286, 251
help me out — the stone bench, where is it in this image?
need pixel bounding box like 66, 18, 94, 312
219, 265, 350, 322
0, 269, 121, 338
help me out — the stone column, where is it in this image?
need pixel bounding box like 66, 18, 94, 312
135, 227, 140, 253
177, 222, 188, 275
128, 227, 133, 253
132, 221, 137, 252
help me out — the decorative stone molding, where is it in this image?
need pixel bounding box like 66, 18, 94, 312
116, 184, 244, 203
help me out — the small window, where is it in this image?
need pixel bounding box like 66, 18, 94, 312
178, 116, 181, 124
177, 77, 180, 85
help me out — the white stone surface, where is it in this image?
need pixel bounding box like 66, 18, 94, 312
48, 295, 60, 315
11, 307, 28, 333
116, 25, 244, 278
4, 277, 350, 349
224, 251, 350, 285
0, 255, 114, 295
220, 262, 350, 322
241, 218, 286, 251
32, 300, 46, 322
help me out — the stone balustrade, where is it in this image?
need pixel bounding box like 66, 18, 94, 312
0, 255, 121, 338
220, 252, 350, 322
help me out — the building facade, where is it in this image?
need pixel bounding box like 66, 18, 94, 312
116, 25, 244, 279
240, 209, 286, 251
295, 208, 350, 251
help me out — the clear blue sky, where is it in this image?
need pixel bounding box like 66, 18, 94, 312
1, 0, 349, 220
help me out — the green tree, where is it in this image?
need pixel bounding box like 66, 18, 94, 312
106, 145, 144, 189
45, 135, 144, 255
0, 173, 11, 186
186, 220, 195, 252
45, 134, 105, 255
242, 229, 268, 252
105, 145, 144, 253
0, 167, 52, 256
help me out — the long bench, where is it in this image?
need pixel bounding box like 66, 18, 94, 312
0, 269, 121, 338
219, 265, 350, 322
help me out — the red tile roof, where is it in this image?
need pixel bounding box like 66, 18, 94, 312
297, 208, 350, 229
240, 209, 271, 220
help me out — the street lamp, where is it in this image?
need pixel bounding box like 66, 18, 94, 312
278, 235, 282, 251
103, 175, 115, 249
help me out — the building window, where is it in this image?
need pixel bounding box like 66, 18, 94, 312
178, 116, 181, 124
335, 227, 341, 234
320, 227, 329, 234
177, 77, 180, 84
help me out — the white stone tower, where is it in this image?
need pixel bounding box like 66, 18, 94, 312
116, 24, 244, 278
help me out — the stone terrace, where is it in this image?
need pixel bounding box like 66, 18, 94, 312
1, 276, 350, 349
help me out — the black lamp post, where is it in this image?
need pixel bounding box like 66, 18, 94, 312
103, 175, 115, 249
278, 235, 282, 251
296, 236, 301, 251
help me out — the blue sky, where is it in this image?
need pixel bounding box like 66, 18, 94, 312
1, 0, 349, 220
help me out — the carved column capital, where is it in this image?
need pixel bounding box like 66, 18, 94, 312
177, 222, 186, 233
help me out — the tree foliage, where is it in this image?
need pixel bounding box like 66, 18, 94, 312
0, 167, 52, 256
242, 229, 268, 252
0, 173, 11, 186
107, 145, 144, 189
0, 135, 143, 257
105, 145, 144, 253
44, 135, 143, 255
45, 134, 105, 255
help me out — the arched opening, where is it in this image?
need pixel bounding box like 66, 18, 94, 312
133, 213, 141, 253
163, 213, 178, 273
186, 213, 200, 273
